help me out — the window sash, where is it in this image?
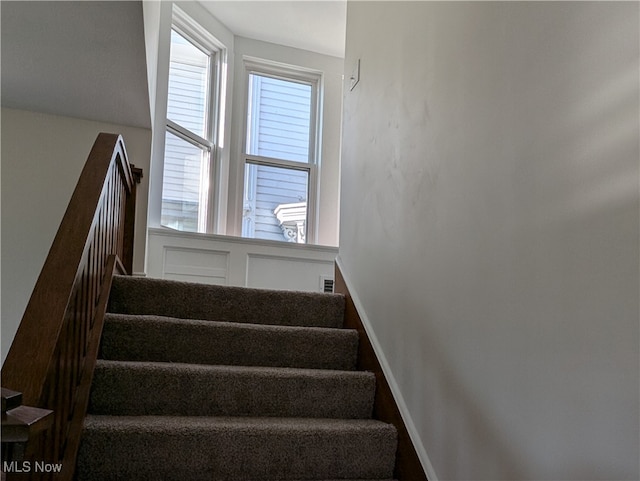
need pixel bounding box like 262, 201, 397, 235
244, 57, 320, 166
166, 29, 211, 139
167, 119, 213, 151
241, 59, 321, 243
246, 73, 313, 164
161, 131, 210, 233
242, 156, 316, 243
161, 12, 223, 234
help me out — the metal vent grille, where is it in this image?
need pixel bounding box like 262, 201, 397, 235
322, 278, 334, 294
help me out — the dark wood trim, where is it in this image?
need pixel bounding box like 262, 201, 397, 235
1, 389, 23, 413
2, 387, 53, 445
335, 263, 429, 481
2, 406, 53, 444
2, 389, 53, 480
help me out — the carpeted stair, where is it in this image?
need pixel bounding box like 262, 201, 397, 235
76, 276, 398, 480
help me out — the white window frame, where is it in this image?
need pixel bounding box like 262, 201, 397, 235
241, 56, 322, 243
161, 7, 227, 233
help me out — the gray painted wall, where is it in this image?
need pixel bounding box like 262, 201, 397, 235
1, 109, 152, 365
1, 2, 152, 364
339, 2, 639, 479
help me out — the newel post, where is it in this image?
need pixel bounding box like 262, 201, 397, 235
122, 166, 143, 275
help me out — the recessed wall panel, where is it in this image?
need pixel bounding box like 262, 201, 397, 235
246, 254, 333, 292
163, 247, 228, 285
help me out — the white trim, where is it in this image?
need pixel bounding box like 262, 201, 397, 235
167, 120, 213, 150
243, 55, 323, 83
335, 255, 439, 481
148, 227, 338, 254
245, 154, 313, 172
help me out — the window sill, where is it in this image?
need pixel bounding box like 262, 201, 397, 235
147, 226, 339, 253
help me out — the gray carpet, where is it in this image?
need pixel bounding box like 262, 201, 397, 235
77, 276, 398, 480
100, 313, 359, 370
108, 276, 346, 328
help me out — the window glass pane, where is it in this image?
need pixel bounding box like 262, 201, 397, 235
246, 74, 312, 163
167, 30, 209, 138
161, 131, 209, 233
242, 163, 308, 243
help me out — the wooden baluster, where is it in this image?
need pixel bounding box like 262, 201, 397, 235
70, 291, 80, 413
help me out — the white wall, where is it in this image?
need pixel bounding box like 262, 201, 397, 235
1, 108, 152, 364
227, 36, 343, 246
339, 2, 639, 480
142, 0, 163, 124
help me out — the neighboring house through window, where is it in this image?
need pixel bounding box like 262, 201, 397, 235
160, 8, 324, 245
241, 59, 320, 244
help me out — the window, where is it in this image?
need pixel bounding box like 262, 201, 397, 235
157, 11, 327, 244
161, 12, 223, 233
241, 60, 320, 243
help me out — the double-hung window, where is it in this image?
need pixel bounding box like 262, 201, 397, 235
161, 12, 223, 233
241, 59, 320, 244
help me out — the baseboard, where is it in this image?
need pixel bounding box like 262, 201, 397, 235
335, 256, 438, 481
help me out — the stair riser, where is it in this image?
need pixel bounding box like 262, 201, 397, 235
101, 315, 358, 370
77, 418, 397, 481
89, 362, 375, 419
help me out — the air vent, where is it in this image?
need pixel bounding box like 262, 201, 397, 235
322, 277, 334, 294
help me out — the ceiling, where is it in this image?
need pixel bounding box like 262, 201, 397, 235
199, 1, 347, 58
1, 1, 151, 129
0, 1, 346, 130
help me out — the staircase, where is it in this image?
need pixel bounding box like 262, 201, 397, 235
75, 275, 398, 481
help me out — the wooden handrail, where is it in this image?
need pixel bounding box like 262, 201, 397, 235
1, 133, 142, 480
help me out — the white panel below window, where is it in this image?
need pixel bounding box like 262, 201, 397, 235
246, 254, 334, 292
147, 228, 337, 293
163, 247, 228, 285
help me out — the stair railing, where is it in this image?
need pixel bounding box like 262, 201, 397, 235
1, 133, 142, 480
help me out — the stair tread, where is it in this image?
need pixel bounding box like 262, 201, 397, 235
78, 416, 397, 480
82, 415, 398, 445
90, 360, 375, 418
93, 359, 371, 378
109, 275, 345, 328
83, 414, 396, 431
103, 312, 353, 335
101, 313, 358, 370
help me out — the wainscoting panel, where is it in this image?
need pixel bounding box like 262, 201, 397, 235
246, 254, 334, 292
163, 247, 229, 285
147, 228, 338, 292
